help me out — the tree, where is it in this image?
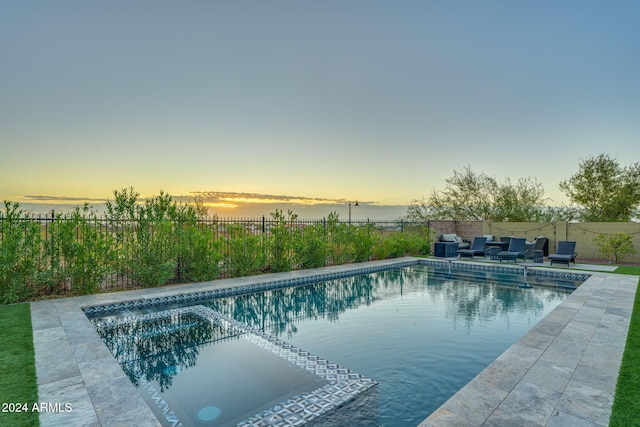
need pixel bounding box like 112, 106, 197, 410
559, 154, 640, 222
493, 177, 548, 222
407, 166, 549, 221
593, 232, 636, 264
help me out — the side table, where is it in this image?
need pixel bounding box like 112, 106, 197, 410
485, 246, 501, 260
434, 242, 459, 257
533, 250, 544, 263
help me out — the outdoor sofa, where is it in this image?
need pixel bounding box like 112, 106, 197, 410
439, 233, 470, 249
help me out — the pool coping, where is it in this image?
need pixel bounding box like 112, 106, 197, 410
31, 258, 638, 426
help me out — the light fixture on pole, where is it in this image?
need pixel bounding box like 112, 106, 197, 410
348, 201, 359, 224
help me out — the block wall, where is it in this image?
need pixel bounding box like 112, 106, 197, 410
429, 220, 640, 264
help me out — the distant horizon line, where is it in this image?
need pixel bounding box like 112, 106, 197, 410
9, 190, 407, 207
4, 201, 411, 221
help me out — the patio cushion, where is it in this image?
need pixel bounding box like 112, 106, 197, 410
440, 233, 470, 248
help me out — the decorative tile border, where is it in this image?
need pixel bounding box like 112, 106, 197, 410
83, 260, 418, 317
140, 379, 181, 427
424, 259, 591, 282
93, 305, 376, 427
84, 260, 590, 317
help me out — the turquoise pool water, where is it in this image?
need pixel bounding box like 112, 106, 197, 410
90, 264, 580, 426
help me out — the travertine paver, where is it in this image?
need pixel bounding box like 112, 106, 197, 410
420, 267, 637, 427
30, 259, 637, 426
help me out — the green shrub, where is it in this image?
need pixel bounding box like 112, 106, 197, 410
593, 232, 636, 264
105, 187, 139, 281
132, 193, 185, 286
295, 223, 329, 269
374, 233, 407, 259
106, 189, 184, 287
171, 205, 222, 282
225, 224, 265, 277
131, 221, 177, 286
0, 202, 44, 303
44, 205, 114, 295
352, 224, 379, 262
179, 226, 223, 282
372, 237, 391, 260
327, 212, 355, 264
373, 225, 433, 260
401, 224, 433, 256
3, 194, 436, 301
267, 210, 299, 272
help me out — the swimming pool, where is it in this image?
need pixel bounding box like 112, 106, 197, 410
86, 260, 588, 426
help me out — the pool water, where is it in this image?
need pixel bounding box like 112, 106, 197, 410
137, 330, 328, 426
91, 265, 577, 426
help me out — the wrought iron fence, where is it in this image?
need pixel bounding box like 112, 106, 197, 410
4, 209, 639, 304
0, 211, 433, 301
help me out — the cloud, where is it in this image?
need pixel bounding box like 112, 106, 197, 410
21, 195, 108, 202
18, 191, 383, 207
13, 191, 406, 219
185, 191, 366, 207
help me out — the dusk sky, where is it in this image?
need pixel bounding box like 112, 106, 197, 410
2, 1, 639, 219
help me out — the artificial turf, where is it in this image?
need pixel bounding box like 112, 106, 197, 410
609, 265, 640, 427
0, 303, 40, 427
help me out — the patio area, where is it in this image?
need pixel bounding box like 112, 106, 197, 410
31, 258, 638, 426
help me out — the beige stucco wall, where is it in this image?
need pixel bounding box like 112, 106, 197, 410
432, 220, 640, 264
566, 222, 640, 263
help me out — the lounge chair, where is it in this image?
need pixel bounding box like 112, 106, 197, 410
457, 237, 487, 259
524, 236, 548, 260
548, 241, 578, 266
497, 238, 527, 263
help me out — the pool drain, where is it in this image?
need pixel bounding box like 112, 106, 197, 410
198, 406, 221, 421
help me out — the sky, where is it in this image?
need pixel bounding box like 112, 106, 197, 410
1, 1, 639, 219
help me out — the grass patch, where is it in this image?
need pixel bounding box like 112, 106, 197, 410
0, 304, 39, 427
609, 266, 640, 427
613, 265, 640, 276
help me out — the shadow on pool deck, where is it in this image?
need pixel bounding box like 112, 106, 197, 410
30, 258, 637, 427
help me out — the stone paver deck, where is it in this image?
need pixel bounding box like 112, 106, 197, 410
31, 258, 638, 426
421, 264, 637, 427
